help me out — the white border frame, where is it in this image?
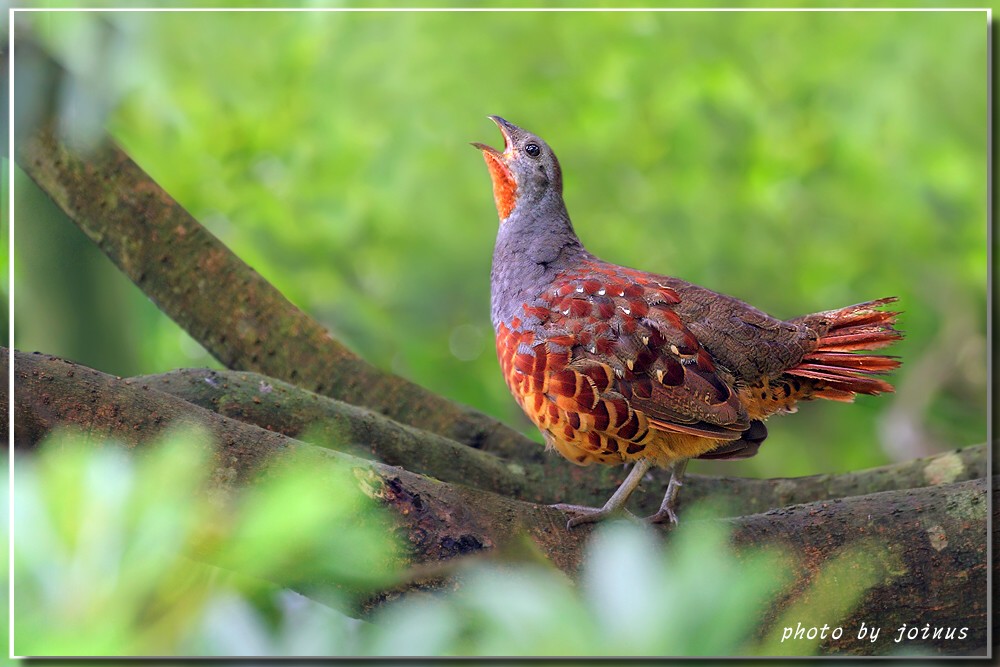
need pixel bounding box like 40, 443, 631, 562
6, 6, 992, 660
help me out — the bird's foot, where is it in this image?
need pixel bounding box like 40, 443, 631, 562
643, 458, 688, 527
551, 458, 654, 529
551, 502, 637, 528
643, 505, 679, 526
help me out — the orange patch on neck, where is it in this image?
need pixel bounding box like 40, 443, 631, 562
482, 151, 517, 220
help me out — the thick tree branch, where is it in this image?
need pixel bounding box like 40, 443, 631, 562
682, 444, 986, 514
733, 478, 988, 656
10, 349, 988, 654
11, 37, 532, 459
135, 366, 987, 514
131, 367, 529, 499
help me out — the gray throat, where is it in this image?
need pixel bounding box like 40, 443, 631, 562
490, 196, 587, 331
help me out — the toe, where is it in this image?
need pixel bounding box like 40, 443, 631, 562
645, 508, 679, 525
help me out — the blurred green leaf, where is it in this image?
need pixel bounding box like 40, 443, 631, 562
365, 512, 798, 656
209, 447, 400, 593
13, 428, 397, 656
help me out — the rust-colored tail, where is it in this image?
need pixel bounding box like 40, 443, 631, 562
787, 297, 903, 402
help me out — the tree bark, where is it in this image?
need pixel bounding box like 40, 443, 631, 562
10, 348, 988, 655
135, 366, 987, 514
131, 367, 530, 499
10, 37, 533, 460
736, 481, 988, 656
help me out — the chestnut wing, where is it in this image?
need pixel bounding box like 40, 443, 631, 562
531, 267, 749, 441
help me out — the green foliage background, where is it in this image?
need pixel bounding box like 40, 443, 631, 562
13, 9, 988, 479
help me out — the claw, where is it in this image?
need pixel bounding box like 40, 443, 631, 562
644, 458, 688, 527
644, 505, 679, 526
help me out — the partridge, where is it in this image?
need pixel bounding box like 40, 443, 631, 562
474, 116, 902, 528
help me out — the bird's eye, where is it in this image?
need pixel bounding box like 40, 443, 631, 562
524, 143, 541, 158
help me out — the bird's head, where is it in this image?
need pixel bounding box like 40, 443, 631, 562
472, 116, 563, 223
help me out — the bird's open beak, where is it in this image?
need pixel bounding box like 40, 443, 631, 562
472, 116, 518, 220
470, 115, 515, 161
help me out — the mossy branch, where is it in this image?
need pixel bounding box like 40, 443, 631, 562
134, 366, 986, 514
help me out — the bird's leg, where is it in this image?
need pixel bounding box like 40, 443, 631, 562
552, 458, 653, 529
645, 458, 689, 525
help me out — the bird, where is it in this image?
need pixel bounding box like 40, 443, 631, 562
473, 116, 902, 529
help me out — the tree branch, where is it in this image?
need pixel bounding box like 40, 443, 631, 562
733, 477, 988, 656
134, 366, 987, 514
130, 367, 530, 499
10, 349, 988, 654
682, 444, 986, 514
10, 36, 532, 459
